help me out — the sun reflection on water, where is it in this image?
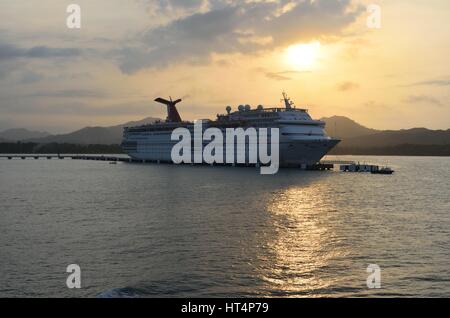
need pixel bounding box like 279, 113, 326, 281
260, 183, 349, 296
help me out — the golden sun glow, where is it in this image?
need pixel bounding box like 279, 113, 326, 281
285, 42, 321, 69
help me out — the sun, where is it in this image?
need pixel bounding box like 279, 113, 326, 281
285, 42, 321, 69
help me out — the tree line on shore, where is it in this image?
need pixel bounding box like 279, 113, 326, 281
329, 144, 450, 156
0, 142, 123, 154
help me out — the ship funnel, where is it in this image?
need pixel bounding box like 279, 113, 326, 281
155, 97, 182, 122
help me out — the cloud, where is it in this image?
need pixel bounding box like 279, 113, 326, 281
143, 0, 209, 18
337, 81, 359, 91
402, 77, 450, 87
0, 60, 16, 79
364, 100, 390, 110
265, 72, 292, 81
253, 67, 310, 81
0, 42, 81, 61
24, 89, 105, 99
0, 99, 153, 117
18, 71, 45, 84
265, 70, 310, 81
38, 90, 105, 98
118, 0, 362, 73
412, 80, 450, 87
153, 0, 207, 13
404, 95, 444, 107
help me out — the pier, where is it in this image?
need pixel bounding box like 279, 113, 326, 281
0, 154, 128, 161
0, 154, 170, 164
0, 154, 70, 160
0, 155, 364, 171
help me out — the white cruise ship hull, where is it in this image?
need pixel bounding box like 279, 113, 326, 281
123, 137, 340, 167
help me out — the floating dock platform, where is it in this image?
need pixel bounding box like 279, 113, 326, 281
340, 163, 394, 174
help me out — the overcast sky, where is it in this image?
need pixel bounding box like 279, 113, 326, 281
0, 0, 449, 133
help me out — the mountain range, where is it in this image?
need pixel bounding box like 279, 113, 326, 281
322, 116, 450, 148
0, 117, 157, 145
0, 128, 51, 141
322, 116, 379, 139
1, 116, 449, 153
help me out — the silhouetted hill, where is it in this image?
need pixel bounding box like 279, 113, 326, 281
340, 128, 450, 148
330, 144, 450, 156
0, 128, 50, 141
322, 116, 379, 139
321, 116, 450, 154
27, 117, 158, 145
28, 127, 122, 145
0, 142, 122, 154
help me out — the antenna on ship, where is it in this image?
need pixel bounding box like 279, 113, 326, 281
155, 96, 182, 122
282, 92, 294, 109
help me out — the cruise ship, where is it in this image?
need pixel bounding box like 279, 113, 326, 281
122, 93, 340, 167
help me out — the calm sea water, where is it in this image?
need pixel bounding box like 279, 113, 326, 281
0, 156, 449, 298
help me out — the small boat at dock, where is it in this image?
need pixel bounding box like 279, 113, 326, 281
340, 163, 394, 175
371, 167, 394, 175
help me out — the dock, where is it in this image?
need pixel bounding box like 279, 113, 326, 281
0, 154, 71, 160
1, 155, 375, 172
339, 163, 394, 174
0, 154, 135, 162
0, 154, 186, 164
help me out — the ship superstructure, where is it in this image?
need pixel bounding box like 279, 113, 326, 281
122, 93, 340, 167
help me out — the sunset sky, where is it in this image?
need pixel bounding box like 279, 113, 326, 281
0, 0, 449, 133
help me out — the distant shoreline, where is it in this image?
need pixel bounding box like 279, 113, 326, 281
330, 144, 450, 157
0, 142, 122, 155
1, 142, 450, 157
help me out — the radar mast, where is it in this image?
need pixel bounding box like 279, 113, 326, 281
282, 92, 294, 109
